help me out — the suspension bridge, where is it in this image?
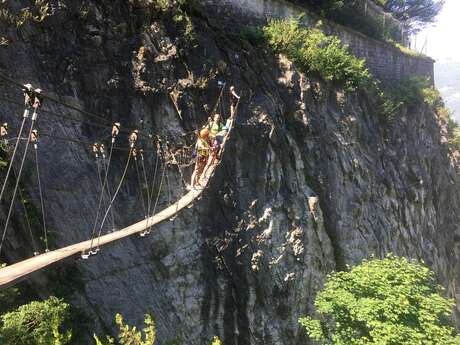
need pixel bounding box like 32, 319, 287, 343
0, 73, 239, 288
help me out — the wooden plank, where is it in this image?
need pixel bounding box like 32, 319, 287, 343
0, 156, 216, 289
0, 105, 238, 289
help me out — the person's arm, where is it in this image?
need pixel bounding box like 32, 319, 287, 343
231, 89, 240, 99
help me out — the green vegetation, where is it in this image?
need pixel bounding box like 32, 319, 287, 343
286, 0, 402, 42
300, 255, 460, 345
0, 0, 52, 28
148, 0, 195, 44
449, 126, 460, 152
211, 336, 222, 345
0, 286, 221, 345
0, 296, 72, 345
374, 76, 444, 121
0, 1, 53, 45
393, 42, 424, 57
443, 109, 460, 152
94, 314, 156, 345
262, 18, 371, 90
259, 18, 446, 126
375, 0, 444, 34
287, 0, 443, 40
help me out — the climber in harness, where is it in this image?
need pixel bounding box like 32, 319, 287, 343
229, 86, 240, 118
206, 113, 225, 140
190, 128, 210, 189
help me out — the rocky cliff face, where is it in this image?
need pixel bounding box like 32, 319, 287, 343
1, 1, 460, 344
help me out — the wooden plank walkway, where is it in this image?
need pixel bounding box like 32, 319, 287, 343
0, 98, 239, 289
0, 156, 218, 289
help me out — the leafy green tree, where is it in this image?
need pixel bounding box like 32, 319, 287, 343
300, 255, 460, 344
0, 296, 72, 345
376, 0, 444, 33
94, 314, 156, 345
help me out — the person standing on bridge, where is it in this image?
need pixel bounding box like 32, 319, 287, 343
206, 113, 225, 140
190, 128, 210, 189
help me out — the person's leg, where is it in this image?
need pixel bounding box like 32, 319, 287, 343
203, 151, 217, 177
195, 157, 206, 186
191, 160, 200, 187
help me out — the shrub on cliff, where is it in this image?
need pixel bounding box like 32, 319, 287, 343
0, 296, 72, 345
94, 313, 156, 345
94, 313, 221, 344
262, 18, 371, 90
299, 255, 460, 345
377, 76, 442, 121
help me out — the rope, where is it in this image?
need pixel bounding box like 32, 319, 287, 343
39, 133, 128, 151
140, 152, 152, 225
88, 138, 116, 253
165, 167, 171, 205
145, 146, 160, 233
0, 72, 154, 140
0, 116, 36, 255
101, 154, 116, 232
95, 147, 134, 250
0, 95, 110, 131
210, 82, 226, 118
0, 111, 29, 204
143, 162, 166, 236
134, 155, 148, 219
94, 156, 109, 231
34, 142, 48, 252
13, 168, 39, 255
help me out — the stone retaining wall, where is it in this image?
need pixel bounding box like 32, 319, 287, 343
200, 0, 434, 84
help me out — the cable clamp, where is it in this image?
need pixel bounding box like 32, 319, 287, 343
0, 123, 8, 138
129, 129, 138, 148
31, 129, 39, 149
112, 122, 121, 139
31, 89, 43, 121
92, 143, 100, 158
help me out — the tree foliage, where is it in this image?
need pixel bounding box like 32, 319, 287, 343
287, 0, 443, 39
300, 255, 460, 345
0, 296, 72, 345
376, 0, 444, 33
262, 18, 370, 90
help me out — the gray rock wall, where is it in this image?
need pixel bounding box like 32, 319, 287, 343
0, 1, 458, 345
